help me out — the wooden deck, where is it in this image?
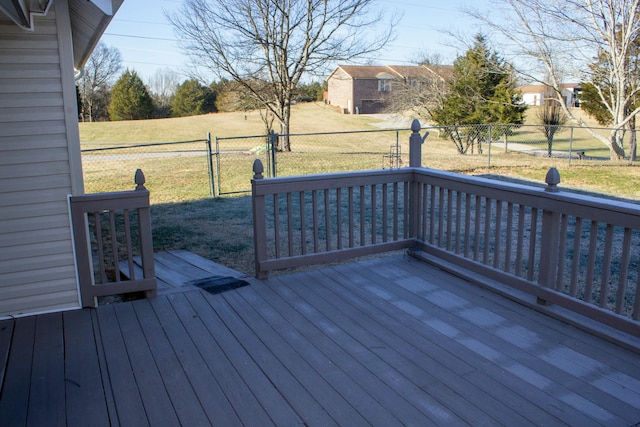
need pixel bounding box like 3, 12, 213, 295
1, 251, 639, 426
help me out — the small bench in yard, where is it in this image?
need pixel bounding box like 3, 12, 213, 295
120, 250, 250, 296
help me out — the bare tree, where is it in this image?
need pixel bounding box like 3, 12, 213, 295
147, 68, 180, 117
385, 63, 452, 120
78, 43, 122, 122
467, 0, 640, 160
169, 0, 397, 151
538, 99, 568, 157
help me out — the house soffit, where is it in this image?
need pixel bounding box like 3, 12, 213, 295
0, 0, 123, 69
0, 0, 53, 30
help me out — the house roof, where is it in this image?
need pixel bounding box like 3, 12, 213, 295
0, 0, 124, 69
330, 64, 453, 81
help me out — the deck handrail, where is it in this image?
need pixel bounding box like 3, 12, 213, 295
70, 169, 156, 307
252, 121, 640, 338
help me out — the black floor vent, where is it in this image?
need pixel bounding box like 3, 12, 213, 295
187, 276, 249, 295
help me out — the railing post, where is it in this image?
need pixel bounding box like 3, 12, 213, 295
409, 119, 428, 239
409, 119, 427, 167
538, 167, 562, 302
134, 169, 156, 297
71, 169, 157, 307
252, 159, 269, 279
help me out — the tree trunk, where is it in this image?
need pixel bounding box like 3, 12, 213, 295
629, 116, 637, 162
609, 129, 626, 160
280, 103, 292, 152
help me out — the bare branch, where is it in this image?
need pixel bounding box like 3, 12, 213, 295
168, 0, 397, 150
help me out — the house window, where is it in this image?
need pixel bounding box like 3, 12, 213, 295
378, 79, 391, 92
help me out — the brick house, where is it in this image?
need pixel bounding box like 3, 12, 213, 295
326, 65, 452, 114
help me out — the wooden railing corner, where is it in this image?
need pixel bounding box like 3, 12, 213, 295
71, 169, 157, 307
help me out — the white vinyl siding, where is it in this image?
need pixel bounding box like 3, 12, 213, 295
0, 4, 82, 317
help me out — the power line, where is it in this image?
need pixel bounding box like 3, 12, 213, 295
103, 32, 176, 42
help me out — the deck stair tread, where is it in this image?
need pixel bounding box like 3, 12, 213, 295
119, 250, 248, 295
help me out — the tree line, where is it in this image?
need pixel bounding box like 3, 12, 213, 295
76, 43, 326, 123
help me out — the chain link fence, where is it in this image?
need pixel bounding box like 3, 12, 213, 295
81, 123, 637, 200
81, 137, 214, 203
214, 129, 407, 196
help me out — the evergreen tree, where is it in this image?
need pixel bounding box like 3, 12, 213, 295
431, 35, 526, 154
171, 79, 217, 117
109, 70, 154, 121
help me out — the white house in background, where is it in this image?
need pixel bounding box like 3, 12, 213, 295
0, 0, 123, 317
519, 83, 581, 107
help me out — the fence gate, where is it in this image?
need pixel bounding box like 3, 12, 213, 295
213, 133, 275, 196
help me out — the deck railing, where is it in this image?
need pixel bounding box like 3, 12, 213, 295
252, 120, 640, 338
70, 169, 156, 307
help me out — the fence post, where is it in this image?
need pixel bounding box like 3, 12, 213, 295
214, 136, 221, 197
252, 159, 269, 279
568, 127, 574, 166
487, 124, 493, 167
270, 130, 278, 178
206, 132, 215, 197
538, 167, 562, 303
395, 130, 400, 168
504, 127, 508, 153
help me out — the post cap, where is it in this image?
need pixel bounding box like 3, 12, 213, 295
545, 167, 560, 192
253, 158, 264, 179
411, 119, 421, 132
134, 169, 146, 190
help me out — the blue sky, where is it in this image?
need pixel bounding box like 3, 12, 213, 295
100, 0, 489, 83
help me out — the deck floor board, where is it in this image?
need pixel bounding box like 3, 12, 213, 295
242, 281, 421, 426
130, 298, 211, 426
223, 286, 391, 425
167, 291, 274, 425
332, 260, 628, 424
0, 316, 35, 426
1, 251, 639, 426
0, 319, 13, 392
182, 290, 305, 426
148, 295, 243, 426
95, 304, 150, 427
293, 267, 538, 426
112, 302, 180, 427
332, 259, 632, 425
28, 313, 65, 426
63, 309, 111, 427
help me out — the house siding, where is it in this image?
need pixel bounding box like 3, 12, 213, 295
353, 79, 387, 114
0, 3, 82, 317
327, 67, 354, 113
327, 65, 447, 114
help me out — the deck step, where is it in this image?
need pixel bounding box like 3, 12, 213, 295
119, 250, 247, 295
